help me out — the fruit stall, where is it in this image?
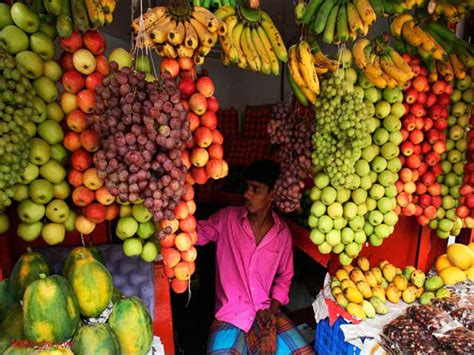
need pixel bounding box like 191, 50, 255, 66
0, 0, 473, 353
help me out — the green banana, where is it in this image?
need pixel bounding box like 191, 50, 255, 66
43, 0, 62, 15
369, 0, 384, 17
193, 0, 201, 6
425, 26, 453, 53
322, 3, 339, 44
335, 3, 349, 42
311, 0, 337, 34
202, 0, 211, 8
287, 68, 308, 107
70, 0, 89, 33
56, 0, 73, 38
238, 4, 262, 24
215, 6, 236, 20
33, 0, 47, 14
381, 0, 394, 15
302, 0, 324, 24
454, 46, 474, 67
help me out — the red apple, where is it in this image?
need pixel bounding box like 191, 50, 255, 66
429, 105, 441, 120
437, 93, 450, 106
460, 184, 473, 196
77, 89, 96, 113
412, 75, 428, 92
416, 91, 426, 104
419, 194, 431, 208
421, 141, 431, 154
80, 129, 100, 152
59, 52, 74, 71
72, 186, 95, 207
160, 58, 180, 78
207, 96, 219, 113
61, 70, 84, 94
432, 141, 446, 155
85, 72, 104, 91
66, 110, 88, 133
407, 154, 421, 169
71, 148, 93, 171
410, 102, 425, 117
83, 30, 106, 55
425, 93, 437, 107
68, 169, 83, 187
424, 118, 433, 131
405, 88, 418, 104
178, 77, 196, 97
200, 111, 217, 129
403, 114, 416, 131
424, 205, 437, 219
95, 55, 110, 76
434, 118, 447, 130
84, 202, 107, 223
428, 183, 442, 196
417, 215, 430, 226
456, 205, 469, 218
416, 182, 427, 194
409, 129, 423, 144
431, 196, 442, 208
196, 76, 215, 98
64, 131, 81, 151
59, 31, 83, 53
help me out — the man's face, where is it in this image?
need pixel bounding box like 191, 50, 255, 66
244, 180, 274, 214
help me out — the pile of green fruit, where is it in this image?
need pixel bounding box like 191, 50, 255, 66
308, 62, 405, 264
0, 2, 75, 244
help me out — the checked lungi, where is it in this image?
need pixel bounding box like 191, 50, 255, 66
207, 311, 315, 354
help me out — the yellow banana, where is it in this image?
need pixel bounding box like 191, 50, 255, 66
184, 21, 199, 49
257, 26, 279, 76
430, 36, 447, 61
251, 28, 271, 74
232, 23, 247, 69
380, 55, 408, 84
365, 70, 387, 89
428, 63, 438, 82
150, 17, 176, 44
436, 59, 454, 81
352, 38, 370, 69
194, 53, 205, 65
241, 26, 260, 72
390, 13, 413, 38
162, 43, 177, 58
192, 7, 220, 33
347, 2, 364, 35
297, 41, 319, 94
354, 0, 376, 25
214, 6, 236, 21
167, 21, 185, 46
401, 21, 422, 47
315, 66, 329, 75
189, 18, 214, 47
132, 8, 167, 32
105, 12, 113, 25
100, 0, 116, 14
313, 51, 339, 72
300, 85, 317, 105
365, 63, 383, 78
288, 45, 306, 89
198, 44, 212, 57
85, 0, 105, 27
260, 12, 288, 62
219, 16, 239, 63
177, 44, 194, 58
211, 32, 218, 46
154, 46, 165, 57
449, 54, 466, 80
388, 49, 413, 79
221, 51, 231, 66
217, 20, 227, 36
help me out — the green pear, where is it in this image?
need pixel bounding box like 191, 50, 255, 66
20, 162, 39, 184
30, 32, 55, 60
15, 51, 43, 79
46, 199, 70, 223
0, 3, 13, 29
29, 137, 51, 165
39, 159, 66, 184
140, 241, 158, 262
41, 223, 65, 245
17, 221, 43, 242
13, 184, 29, 202
0, 25, 29, 54
0, 213, 10, 234
11, 2, 40, 33
132, 204, 152, 223
29, 179, 54, 204
116, 216, 138, 239
123, 237, 143, 257
53, 181, 70, 199
18, 199, 45, 223
50, 144, 68, 164
38, 119, 64, 145
33, 76, 58, 103
64, 210, 77, 232
38, 21, 57, 39
43, 61, 62, 82
137, 221, 155, 239
31, 97, 47, 123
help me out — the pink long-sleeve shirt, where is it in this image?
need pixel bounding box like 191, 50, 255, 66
197, 206, 294, 332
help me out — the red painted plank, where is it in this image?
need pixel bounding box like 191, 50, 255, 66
153, 262, 175, 354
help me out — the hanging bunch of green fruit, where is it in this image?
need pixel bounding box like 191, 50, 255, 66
295, 0, 377, 44
215, 4, 288, 74
190, 0, 237, 10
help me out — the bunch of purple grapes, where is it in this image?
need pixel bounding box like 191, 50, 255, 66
267, 103, 314, 213
92, 63, 191, 224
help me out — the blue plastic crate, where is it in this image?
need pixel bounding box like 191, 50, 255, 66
315, 317, 361, 355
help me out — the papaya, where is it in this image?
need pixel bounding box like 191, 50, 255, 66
72, 323, 120, 355
4, 346, 72, 354
0, 279, 17, 321
63, 246, 103, 279
9, 250, 51, 300
1, 304, 24, 340
23, 274, 80, 343
108, 297, 153, 355
68, 257, 113, 318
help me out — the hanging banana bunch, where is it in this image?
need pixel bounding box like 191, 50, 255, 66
214, 5, 287, 75
427, 0, 471, 23
132, 4, 225, 63
352, 37, 414, 89
190, 0, 237, 10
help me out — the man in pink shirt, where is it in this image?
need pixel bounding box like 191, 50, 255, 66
197, 160, 314, 354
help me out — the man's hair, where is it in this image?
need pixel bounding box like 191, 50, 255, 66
245, 159, 280, 190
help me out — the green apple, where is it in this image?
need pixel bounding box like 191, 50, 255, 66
43, 60, 62, 82
373, 127, 389, 145
371, 156, 387, 173
18, 199, 45, 223
141, 241, 158, 262
0, 213, 9, 234
0, 3, 13, 29
456, 76, 472, 91
17, 221, 43, 242
123, 237, 143, 257
29, 179, 54, 204
451, 89, 462, 102
349, 215, 364, 232
33, 76, 59, 103
51, 144, 68, 164
375, 101, 391, 118
381, 142, 399, 160
13, 184, 29, 202
314, 172, 329, 189
363, 222, 374, 236
119, 205, 132, 217
345, 68, 357, 84
318, 242, 332, 254
353, 230, 366, 243
355, 159, 370, 176
135, 55, 152, 73
343, 202, 357, 220
20, 162, 39, 184
361, 145, 379, 163
384, 211, 398, 226
42, 222, 65, 245
29, 137, 51, 165
11, 2, 40, 33
352, 189, 367, 205
341, 228, 354, 244
137, 221, 155, 239
357, 72, 373, 89
448, 150, 462, 163
383, 115, 401, 132
455, 139, 467, 152
347, 175, 361, 190
389, 131, 403, 145
364, 87, 379, 103
369, 184, 385, 200
317, 215, 333, 233
46, 199, 70, 223
336, 188, 350, 204
369, 210, 383, 226
436, 229, 450, 239
375, 224, 390, 238
369, 234, 383, 246
327, 202, 343, 218
377, 197, 393, 214
321, 186, 337, 205
64, 210, 77, 232
46, 102, 64, 122
308, 215, 318, 228
309, 187, 321, 201
38, 119, 64, 145
326, 230, 341, 247
310, 229, 325, 245
108, 48, 132, 69
387, 158, 401, 173
38, 21, 57, 39
24, 121, 36, 137
39, 160, 66, 184
457, 114, 469, 128
333, 218, 347, 230
360, 175, 372, 190
53, 181, 70, 199
132, 204, 152, 223
29, 32, 55, 60
31, 97, 47, 123
345, 242, 359, 258
382, 87, 401, 104
310, 201, 326, 217
378, 170, 394, 187
339, 253, 353, 266
116, 216, 139, 239
15, 51, 43, 79
462, 88, 473, 103
0, 25, 28, 54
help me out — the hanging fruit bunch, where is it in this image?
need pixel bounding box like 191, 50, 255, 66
370, 0, 424, 16
287, 41, 339, 106
31, 0, 118, 38
427, 0, 471, 23
296, 0, 377, 43
131, 3, 224, 64
190, 0, 237, 10
352, 37, 415, 89
267, 103, 314, 213
215, 4, 288, 75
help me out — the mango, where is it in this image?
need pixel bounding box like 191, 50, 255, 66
347, 302, 366, 320
402, 286, 417, 304
357, 257, 370, 272
435, 254, 452, 273
350, 269, 365, 283
465, 267, 474, 280
447, 243, 474, 270
362, 300, 376, 318
386, 284, 401, 303
379, 260, 389, 269
369, 296, 388, 315
419, 292, 435, 305
381, 278, 389, 289
468, 242, 474, 253
435, 287, 451, 299
371, 286, 386, 302
341, 279, 356, 290
356, 281, 372, 299
344, 287, 363, 304
335, 293, 348, 308
364, 271, 378, 287
424, 276, 444, 292
395, 268, 402, 275
382, 264, 397, 282
335, 269, 349, 281
410, 269, 426, 288
402, 265, 416, 280
342, 265, 354, 273
415, 286, 424, 298
332, 287, 343, 297
331, 279, 341, 289
439, 266, 467, 285
370, 267, 383, 284
393, 275, 408, 291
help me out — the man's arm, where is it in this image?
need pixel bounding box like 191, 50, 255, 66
270, 232, 294, 307
195, 208, 227, 246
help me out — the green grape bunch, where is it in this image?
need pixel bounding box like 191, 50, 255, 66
311, 69, 372, 188
0, 49, 39, 212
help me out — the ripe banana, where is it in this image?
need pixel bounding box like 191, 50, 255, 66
192, 7, 220, 33
354, 0, 376, 25
214, 6, 236, 21
390, 13, 412, 38
132, 7, 167, 32
288, 46, 307, 89
257, 26, 280, 75
347, 2, 364, 35
150, 17, 177, 44
189, 17, 214, 47
352, 38, 370, 69
251, 28, 272, 75
297, 41, 320, 94
168, 22, 185, 46
240, 27, 260, 72
260, 12, 288, 63
184, 21, 199, 49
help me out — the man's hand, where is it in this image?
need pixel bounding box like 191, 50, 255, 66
256, 309, 276, 330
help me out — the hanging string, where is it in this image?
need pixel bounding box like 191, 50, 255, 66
185, 279, 192, 307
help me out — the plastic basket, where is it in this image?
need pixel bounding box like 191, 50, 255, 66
314, 317, 361, 355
